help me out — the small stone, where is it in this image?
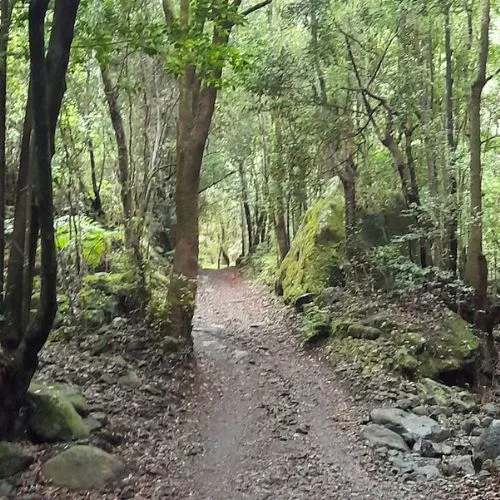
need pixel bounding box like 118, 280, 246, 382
410, 464, 441, 481
375, 446, 388, 457
91, 334, 110, 356
428, 406, 452, 418
111, 317, 127, 328
481, 416, 494, 428
233, 350, 250, 362
482, 458, 494, 471
482, 403, 499, 417
370, 407, 446, 443
446, 455, 475, 476
347, 323, 382, 340
84, 417, 104, 433
462, 416, 480, 435
90, 412, 108, 425
99, 374, 114, 384
118, 371, 140, 389
413, 406, 429, 416
396, 399, 414, 411
112, 355, 128, 368
414, 439, 453, 457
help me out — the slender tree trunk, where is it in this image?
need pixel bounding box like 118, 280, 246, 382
238, 161, 253, 253
465, 0, 490, 310
444, 3, 458, 275
0, 0, 79, 437
339, 158, 357, 257
0, 0, 13, 313
271, 112, 289, 262
88, 135, 103, 216
100, 63, 133, 223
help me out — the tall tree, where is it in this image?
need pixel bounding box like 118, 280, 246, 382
0, 0, 80, 437
464, 0, 491, 310
164, 0, 271, 345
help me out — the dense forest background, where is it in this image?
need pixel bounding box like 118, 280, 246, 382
0, 0, 498, 483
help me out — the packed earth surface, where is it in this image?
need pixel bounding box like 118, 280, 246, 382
7, 269, 500, 499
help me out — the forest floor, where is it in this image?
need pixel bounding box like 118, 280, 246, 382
12, 268, 500, 499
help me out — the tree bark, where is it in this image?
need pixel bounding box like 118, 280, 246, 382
0, 0, 79, 437
464, 0, 490, 310
166, 65, 217, 343
238, 160, 253, 253
100, 63, 133, 223
444, 3, 458, 275
0, 0, 13, 313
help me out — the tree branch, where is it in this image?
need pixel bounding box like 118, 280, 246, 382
198, 171, 236, 194
241, 0, 272, 17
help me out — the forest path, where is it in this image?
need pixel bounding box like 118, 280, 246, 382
175, 268, 429, 499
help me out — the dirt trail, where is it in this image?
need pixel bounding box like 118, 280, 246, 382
175, 269, 430, 499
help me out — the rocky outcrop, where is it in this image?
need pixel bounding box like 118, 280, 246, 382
42, 445, 125, 489
277, 193, 345, 302
326, 311, 479, 384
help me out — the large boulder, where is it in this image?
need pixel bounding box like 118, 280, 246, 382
42, 445, 125, 490
0, 442, 33, 478
278, 191, 345, 302
362, 424, 410, 452
370, 407, 447, 443
28, 383, 89, 442
327, 311, 479, 383
475, 419, 500, 461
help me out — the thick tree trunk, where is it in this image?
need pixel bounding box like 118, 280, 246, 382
465, 0, 490, 310
167, 68, 217, 343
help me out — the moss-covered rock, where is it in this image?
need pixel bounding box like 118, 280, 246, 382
326, 306, 479, 384
78, 271, 140, 326
278, 194, 344, 302
27, 384, 90, 442
0, 442, 33, 478
415, 314, 479, 380
300, 305, 331, 344
42, 445, 125, 490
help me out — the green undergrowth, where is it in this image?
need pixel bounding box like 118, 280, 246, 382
244, 244, 279, 287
